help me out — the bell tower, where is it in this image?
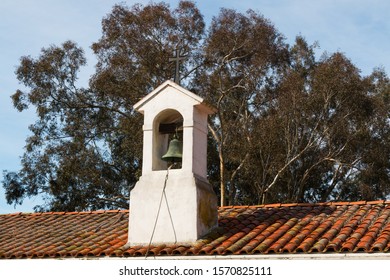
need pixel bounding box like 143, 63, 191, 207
128, 80, 218, 245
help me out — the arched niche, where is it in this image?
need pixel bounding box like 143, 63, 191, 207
152, 109, 184, 170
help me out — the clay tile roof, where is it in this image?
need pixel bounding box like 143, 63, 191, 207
2, 201, 390, 258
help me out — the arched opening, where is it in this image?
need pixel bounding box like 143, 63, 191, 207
152, 109, 184, 170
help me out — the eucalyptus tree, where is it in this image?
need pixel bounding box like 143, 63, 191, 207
3, 1, 390, 211
193, 8, 290, 206
4, 1, 205, 211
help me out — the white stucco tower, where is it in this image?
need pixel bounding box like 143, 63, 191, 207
128, 80, 218, 245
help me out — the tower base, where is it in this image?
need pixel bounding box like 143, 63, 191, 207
127, 170, 218, 245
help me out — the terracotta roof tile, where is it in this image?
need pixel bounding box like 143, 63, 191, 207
3, 201, 390, 258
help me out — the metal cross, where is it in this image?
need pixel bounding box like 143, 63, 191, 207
169, 48, 187, 84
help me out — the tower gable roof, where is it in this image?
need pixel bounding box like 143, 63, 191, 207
133, 80, 215, 114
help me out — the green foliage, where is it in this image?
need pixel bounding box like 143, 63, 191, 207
3, 1, 390, 211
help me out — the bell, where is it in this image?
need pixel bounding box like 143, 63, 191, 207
162, 138, 183, 163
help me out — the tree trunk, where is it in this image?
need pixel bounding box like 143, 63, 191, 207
219, 148, 226, 207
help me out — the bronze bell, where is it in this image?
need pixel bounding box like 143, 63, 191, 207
161, 137, 183, 163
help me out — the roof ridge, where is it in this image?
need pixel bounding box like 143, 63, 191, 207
219, 200, 390, 209
0, 209, 129, 216
2, 200, 390, 216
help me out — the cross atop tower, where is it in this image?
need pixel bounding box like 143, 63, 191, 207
169, 48, 187, 84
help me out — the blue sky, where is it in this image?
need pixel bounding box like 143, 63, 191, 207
0, 0, 389, 213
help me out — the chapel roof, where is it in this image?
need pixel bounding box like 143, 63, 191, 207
1, 200, 390, 259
